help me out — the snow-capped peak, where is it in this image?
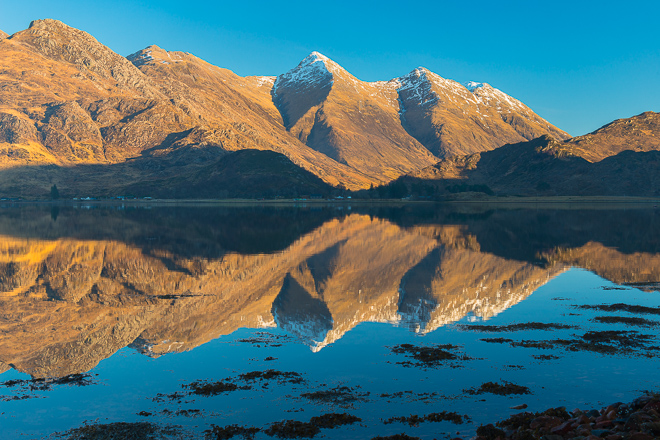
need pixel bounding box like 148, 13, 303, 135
296, 51, 344, 75
395, 67, 447, 107
307, 51, 329, 62
273, 51, 340, 92
465, 81, 527, 111
397, 67, 430, 87
464, 81, 484, 92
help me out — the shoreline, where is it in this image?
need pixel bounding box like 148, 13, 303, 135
1, 195, 659, 208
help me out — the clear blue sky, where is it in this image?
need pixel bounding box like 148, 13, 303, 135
2, 0, 659, 136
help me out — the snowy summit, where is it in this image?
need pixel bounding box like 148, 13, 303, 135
464, 81, 484, 92
274, 51, 340, 92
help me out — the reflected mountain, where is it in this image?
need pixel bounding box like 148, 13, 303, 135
0, 205, 658, 377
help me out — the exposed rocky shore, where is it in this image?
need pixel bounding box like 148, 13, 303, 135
467, 393, 660, 440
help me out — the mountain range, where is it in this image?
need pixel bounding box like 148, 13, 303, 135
0, 19, 658, 198
1, 18, 618, 199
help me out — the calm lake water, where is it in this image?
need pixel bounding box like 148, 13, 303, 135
0, 203, 659, 439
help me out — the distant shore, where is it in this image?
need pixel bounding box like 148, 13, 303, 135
2, 195, 660, 209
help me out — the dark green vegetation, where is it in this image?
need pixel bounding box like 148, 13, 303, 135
179, 370, 303, 397
307, 413, 361, 429
370, 434, 421, 440
579, 330, 654, 349
388, 132, 660, 198
532, 354, 561, 360
264, 420, 320, 439
475, 424, 506, 440
236, 333, 293, 347
485, 394, 660, 440
485, 329, 660, 356
237, 370, 303, 384
185, 380, 241, 396
465, 381, 531, 396
481, 338, 514, 344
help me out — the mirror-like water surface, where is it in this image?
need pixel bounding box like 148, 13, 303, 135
0, 204, 658, 439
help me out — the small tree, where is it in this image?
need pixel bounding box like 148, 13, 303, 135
50, 184, 60, 200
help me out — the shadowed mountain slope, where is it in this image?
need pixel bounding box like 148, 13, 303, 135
401, 116, 660, 197
123, 149, 334, 199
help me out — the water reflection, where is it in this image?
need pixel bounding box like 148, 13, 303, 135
0, 205, 658, 378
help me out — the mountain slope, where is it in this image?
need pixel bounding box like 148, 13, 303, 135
404, 127, 660, 197
124, 149, 334, 198
127, 46, 373, 189
565, 111, 660, 162
273, 52, 439, 182
0, 20, 371, 194
0, 19, 194, 166
394, 70, 570, 157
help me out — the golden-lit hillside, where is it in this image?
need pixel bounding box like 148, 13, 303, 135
0, 19, 574, 196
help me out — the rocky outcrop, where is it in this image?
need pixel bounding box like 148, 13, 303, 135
127, 47, 371, 189
39, 101, 104, 162
0, 112, 39, 144
474, 394, 660, 440
18, 19, 162, 98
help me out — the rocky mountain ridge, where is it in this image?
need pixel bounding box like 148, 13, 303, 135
0, 19, 570, 197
